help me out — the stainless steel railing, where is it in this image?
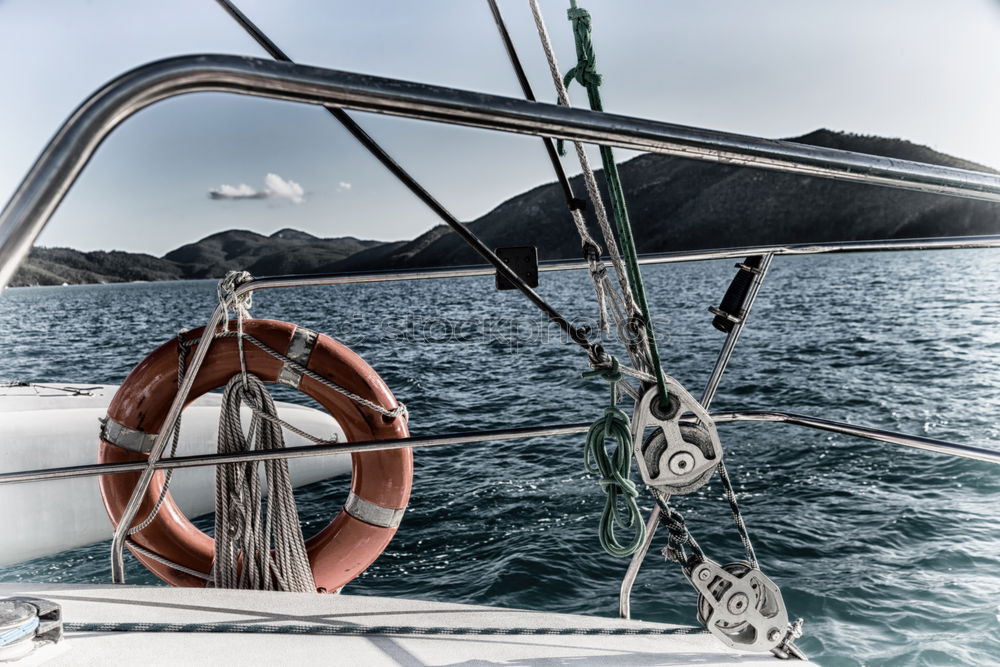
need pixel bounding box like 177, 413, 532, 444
2, 411, 995, 486
4, 54, 1000, 290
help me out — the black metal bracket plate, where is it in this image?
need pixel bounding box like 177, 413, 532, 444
495, 246, 539, 290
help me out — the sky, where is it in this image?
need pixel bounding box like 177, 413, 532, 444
2, 0, 1000, 256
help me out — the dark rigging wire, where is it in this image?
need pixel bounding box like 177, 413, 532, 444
485, 0, 586, 215
212, 0, 605, 363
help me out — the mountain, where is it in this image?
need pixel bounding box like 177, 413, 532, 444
163, 228, 383, 278
12, 229, 383, 286
325, 129, 1000, 271
12, 248, 184, 286
9, 129, 1000, 287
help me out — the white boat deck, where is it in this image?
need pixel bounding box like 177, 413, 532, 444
0, 584, 814, 666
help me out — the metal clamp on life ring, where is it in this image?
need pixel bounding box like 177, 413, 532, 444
98, 318, 412, 592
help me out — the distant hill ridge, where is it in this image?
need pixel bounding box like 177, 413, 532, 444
11, 129, 1000, 286
162, 228, 382, 278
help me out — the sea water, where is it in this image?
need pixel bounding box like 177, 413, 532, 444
1, 249, 998, 666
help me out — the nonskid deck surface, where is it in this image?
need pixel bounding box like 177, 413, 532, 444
0, 584, 813, 666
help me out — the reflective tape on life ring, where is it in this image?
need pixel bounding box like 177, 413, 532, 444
97, 318, 412, 592
100, 417, 157, 454
276, 325, 318, 389
344, 492, 405, 528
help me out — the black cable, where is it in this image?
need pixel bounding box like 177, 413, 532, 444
485, 0, 586, 213
212, 0, 601, 359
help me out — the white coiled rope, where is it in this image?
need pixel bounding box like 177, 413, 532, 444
214, 373, 315, 592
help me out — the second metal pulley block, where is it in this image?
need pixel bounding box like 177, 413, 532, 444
631, 379, 722, 494
689, 559, 791, 654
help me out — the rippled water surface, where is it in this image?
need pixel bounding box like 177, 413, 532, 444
2, 249, 999, 666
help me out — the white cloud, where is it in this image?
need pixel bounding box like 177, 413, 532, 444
265, 173, 305, 204
209, 173, 305, 204
337, 181, 352, 191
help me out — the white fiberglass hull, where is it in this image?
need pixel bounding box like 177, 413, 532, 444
0, 384, 350, 567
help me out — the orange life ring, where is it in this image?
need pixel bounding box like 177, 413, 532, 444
98, 318, 412, 592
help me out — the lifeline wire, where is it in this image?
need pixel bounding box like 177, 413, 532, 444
65, 621, 706, 637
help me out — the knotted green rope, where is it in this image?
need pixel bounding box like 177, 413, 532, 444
582, 360, 645, 557
563, 6, 602, 90
562, 1, 670, 409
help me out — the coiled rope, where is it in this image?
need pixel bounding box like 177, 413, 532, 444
581, 361, 645, 556
213, 373, 315, 593
210, 272, 315, 592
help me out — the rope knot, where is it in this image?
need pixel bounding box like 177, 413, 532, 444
582, 242, 610, 333
583, 355, 621, 385
563, 64, 602, 91
656, 499, 705, 570
563, 5, 602, 90
582, 240, 602, 264
217, 270, 254, 332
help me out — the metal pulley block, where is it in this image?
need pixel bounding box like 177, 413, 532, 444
0, 597, 62, 662
689, 560, 790, 654
631, 380, 723, 494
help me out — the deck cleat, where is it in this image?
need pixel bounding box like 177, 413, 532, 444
631, 381, 722, 494
689, 560, 790, 654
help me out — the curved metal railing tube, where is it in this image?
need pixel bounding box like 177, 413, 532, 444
5, 54, 1000, 289
711, 411, 1000, 465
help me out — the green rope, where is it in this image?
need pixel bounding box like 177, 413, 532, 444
563, 6, 602, 90
582, 361, 645, 557
563, 1, 670, 409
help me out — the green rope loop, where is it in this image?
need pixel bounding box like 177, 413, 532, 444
583, 360, 646, 557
